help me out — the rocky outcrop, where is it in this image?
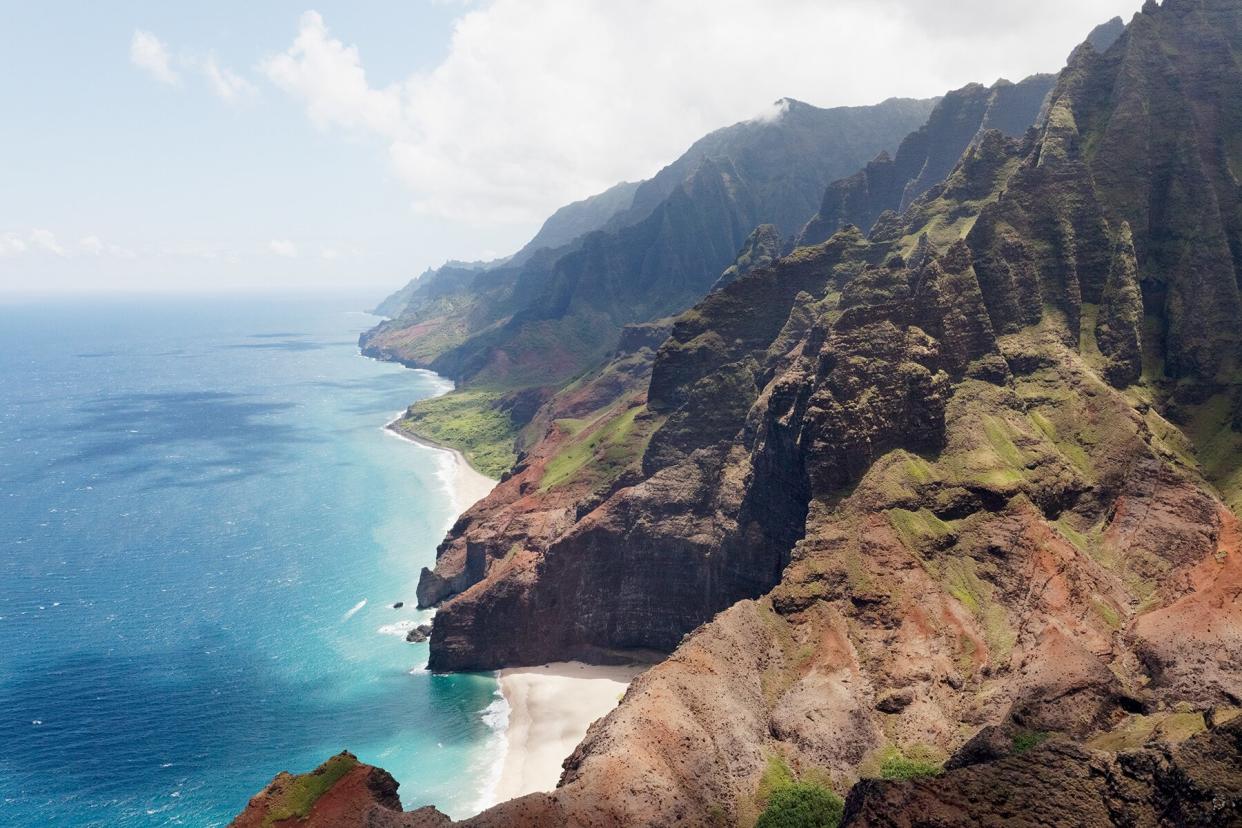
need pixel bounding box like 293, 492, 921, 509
798, 75, 1055, 245
840, 715, 1242, 827
229, 753, 449, 828
1096, 222, 1144, 387
713, 223, 782, 291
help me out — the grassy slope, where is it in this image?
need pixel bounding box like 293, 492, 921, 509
260, 753, 358, 828
394, 389, 517, 479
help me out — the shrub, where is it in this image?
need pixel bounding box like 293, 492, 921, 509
1012, 729, 1050, 754
879, 753, 941, 780
755, 782, 844, 828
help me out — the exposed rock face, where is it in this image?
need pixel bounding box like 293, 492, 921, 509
1085, 15, 1127, 52
1096, 222, 1144, 387
798, 75, 1055, 245
1074, 0, 1242, 391
840, 716, 1242, 827
229, 753, 449, 828
713, 223, 782, 291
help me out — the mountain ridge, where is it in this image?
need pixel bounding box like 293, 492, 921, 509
236, 3, 1242, 826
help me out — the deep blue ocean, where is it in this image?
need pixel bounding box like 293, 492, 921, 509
0, 294, 503, 826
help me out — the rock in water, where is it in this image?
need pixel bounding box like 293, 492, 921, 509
405, 623, 432, 643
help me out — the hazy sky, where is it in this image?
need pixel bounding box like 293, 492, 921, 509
0, 0, 1143, 295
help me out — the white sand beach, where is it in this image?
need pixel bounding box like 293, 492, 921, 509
384, 417, 496, 513
491, 662, 646, 804
384, 418, 640, 809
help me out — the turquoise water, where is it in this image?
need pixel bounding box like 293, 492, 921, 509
0, 295, 502, 826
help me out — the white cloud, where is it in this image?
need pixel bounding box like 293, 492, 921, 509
0, 230, 135, 260
260, 12, 402, 135
320, 246, 339, 260
0, 233, 28, 257
131, 30, 259, 103
130, 30, 180, 85
202, 55, 258, 104
261, 1, 1141, 227
80, 235, 137, 258
30, 229, 66, 256
269, 239, 298, 257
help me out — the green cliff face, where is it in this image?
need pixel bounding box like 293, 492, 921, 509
361, 97, 937, 467
798, 75, 1057, 245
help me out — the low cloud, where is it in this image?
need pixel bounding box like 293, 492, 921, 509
269, 239, 298, 258
80, 235, 137, 258
130, 30, 179, 85
0, 230, 138, 259
0, 233, 28, 257
30, 229, 66, 256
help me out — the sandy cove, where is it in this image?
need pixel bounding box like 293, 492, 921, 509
491, 662, 647, 804
385, 418, 645, 808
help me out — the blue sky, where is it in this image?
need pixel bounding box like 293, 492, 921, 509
0, 0, 1143, 295
0, 1, 466, 295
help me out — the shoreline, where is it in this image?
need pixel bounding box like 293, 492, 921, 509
384, 415, 497, 514
488, 662, 646, 806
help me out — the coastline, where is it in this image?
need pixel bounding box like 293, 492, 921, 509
384, 415, 497, 514
380, 373, 636, 814
489, 662, 646, 806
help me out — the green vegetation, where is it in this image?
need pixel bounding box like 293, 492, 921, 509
1088, 712, 1207, 752
878, 745, 943, 780
397, 389, 517, 478
938, 558, 1015, 662
540, 404, 648, 491
755, 782, 844, 828
756, 755, 795, 803
261, 753, 358, 827
1181, 392, 1242, 514
1093, 599, 1122, 630
1012, 729, 1050, 754
857, 743, 944, 781
982, 415, 1027, 468
887, 507, 954, 552
750, 755, 844, 828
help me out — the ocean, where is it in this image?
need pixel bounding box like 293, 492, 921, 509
0, 294, 503, 826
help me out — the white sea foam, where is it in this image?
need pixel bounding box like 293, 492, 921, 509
376, 619, 418, 637
341, 598, 367, 622
470, 686, 511, 814
377, 608, 436, 638
381, 411, 472, 518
